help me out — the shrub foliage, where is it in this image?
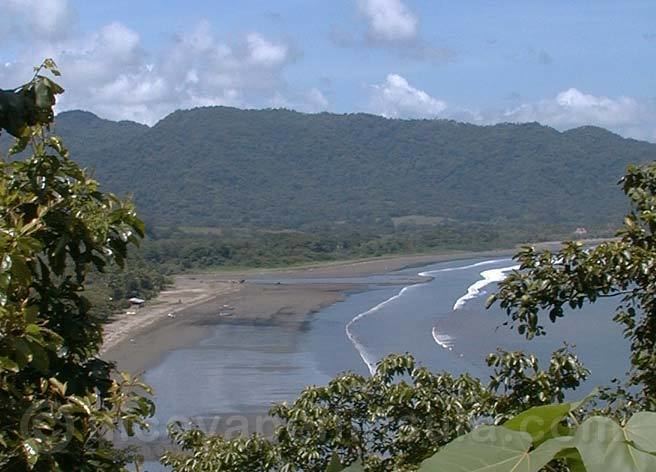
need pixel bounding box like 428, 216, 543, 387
0, 61, 154, 470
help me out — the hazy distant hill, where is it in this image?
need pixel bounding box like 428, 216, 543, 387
5, 107, 655, 228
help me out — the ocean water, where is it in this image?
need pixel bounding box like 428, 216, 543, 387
140, 256, 629, 470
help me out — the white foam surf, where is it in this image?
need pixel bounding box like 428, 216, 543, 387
345, 285, 420, 375
346, 258, 509, 374
417, 259, 503, 277
452, 264, 520, 311
431, 327, 454, 351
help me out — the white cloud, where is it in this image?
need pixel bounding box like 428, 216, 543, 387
5, 0, 73, 40
305, 88, 329, 111
358, 0, 418, 41
267, 87, 330, 113
367, 78, 656, 142
246, 33, 288, 66
370, 73, 446, 118
502, 88, 656, 141
0, 16, 301, 124
343, 1, 453, 62
96, 22, 141, 59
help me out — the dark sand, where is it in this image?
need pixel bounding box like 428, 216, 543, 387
103, 282, 354, 374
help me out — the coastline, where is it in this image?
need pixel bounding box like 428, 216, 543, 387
101, 281, 355, 374
100, 242, 592, 375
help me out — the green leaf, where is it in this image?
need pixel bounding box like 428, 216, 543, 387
43, 58, 61, 76
502, 391, 597, 445
10, 255, 31, 285
0, 356, 19, 373
29, 343, 49, 372
13, 338, 33, 366
49, 377, 67, 396
419, 425, 555, 472
340, 461, 365, 472
46, 136, 68, 157
0, 271, 9, 290
574, 416, 656, 472
558, 449, 587, 472
22, 438, 40, 468
568, 388, 599, 412
9, 135, 30, 155
23, 306, 39, 323
528, 437, 576, 469
503, 403, 570, 444
625, 412, 656, 453
33, 77, 59, 109
325, 451, 345, 472
68, 396, 92, 415
24, 323, 41, 337
0, 254, 12, 272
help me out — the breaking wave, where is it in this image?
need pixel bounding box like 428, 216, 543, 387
346, 259, 509, 374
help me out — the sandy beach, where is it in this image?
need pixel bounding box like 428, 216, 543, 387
102, 280, 355, 374
101, 242, 590, 375
101, 276, 241, 354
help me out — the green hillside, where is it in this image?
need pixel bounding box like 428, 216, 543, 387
6, 107, 655, 229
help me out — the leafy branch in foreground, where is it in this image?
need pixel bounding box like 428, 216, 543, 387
489, 162, 656, 409
0, 58, 63, 144
162, 349, 587, 471
0, 60, 154, 470
413, 399, 656, 472
333, 394, 656, 472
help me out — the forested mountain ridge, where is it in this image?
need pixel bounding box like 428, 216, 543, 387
5, 107, 655, 229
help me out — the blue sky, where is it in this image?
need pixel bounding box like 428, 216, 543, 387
1, 0, 655, 140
